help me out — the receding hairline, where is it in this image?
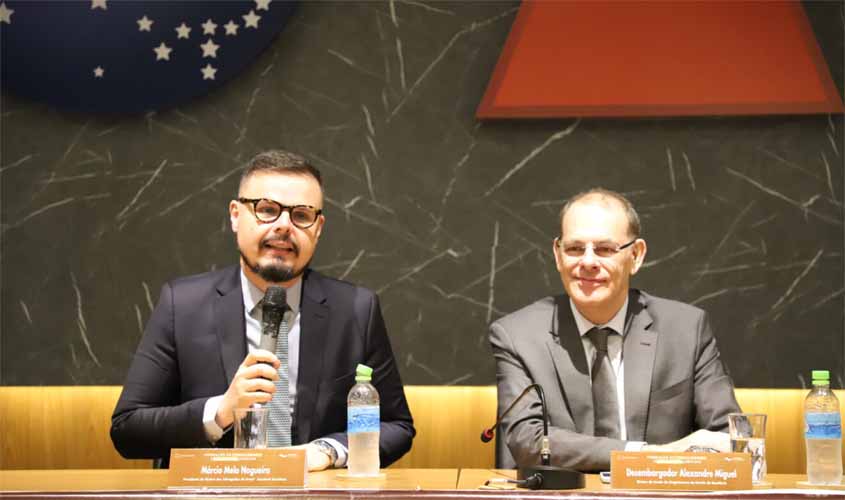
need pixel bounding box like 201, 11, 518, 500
559, 189, 641, 238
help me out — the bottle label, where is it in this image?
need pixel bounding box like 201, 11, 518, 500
348, 405, 380, 433
805, 412, 842, 439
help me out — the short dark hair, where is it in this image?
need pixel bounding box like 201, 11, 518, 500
559, 188, 641, 238
238, 150, 323, 192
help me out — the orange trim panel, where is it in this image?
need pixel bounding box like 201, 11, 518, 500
477, 1, 843, 118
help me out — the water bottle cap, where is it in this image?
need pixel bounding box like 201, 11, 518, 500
355, 363, 373, 382
811, 370, 830, 381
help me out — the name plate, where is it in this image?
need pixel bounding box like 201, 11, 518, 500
167, 448, 306, 488
611, 451, 752, 491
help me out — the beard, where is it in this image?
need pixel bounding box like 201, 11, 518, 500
240, 235, 308, 283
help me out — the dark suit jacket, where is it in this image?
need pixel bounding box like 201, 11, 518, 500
111, 266, 415, 467
489, 289, 740, 472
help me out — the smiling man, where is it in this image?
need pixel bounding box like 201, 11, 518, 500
489, 188, 739, 472
111, 150, 414, 470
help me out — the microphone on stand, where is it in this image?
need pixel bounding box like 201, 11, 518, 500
481, 384, 551, 463
481, 383, 584, 490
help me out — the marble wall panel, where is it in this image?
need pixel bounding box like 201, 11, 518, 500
1, 1, 843, 387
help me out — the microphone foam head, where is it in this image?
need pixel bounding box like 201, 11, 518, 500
264, 286, 287, 307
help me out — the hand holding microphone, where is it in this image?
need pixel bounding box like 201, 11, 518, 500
215, 286, 288, 429
215, 350, 280, 429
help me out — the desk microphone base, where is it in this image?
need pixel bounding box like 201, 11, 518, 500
518, 465, 585, 490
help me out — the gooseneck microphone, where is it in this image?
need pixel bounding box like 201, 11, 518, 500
481, 384, 549, 457
259, 286, 287, 352
481, 383, 584, 490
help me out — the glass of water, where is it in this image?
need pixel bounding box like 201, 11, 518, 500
233, 407, 269, 448
728, 413, 767, 484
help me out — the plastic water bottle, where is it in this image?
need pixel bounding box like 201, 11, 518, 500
347, 363, 380, 476
804, 369, 843, 485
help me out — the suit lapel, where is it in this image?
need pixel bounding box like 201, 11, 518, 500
295, 269, 329, 442
214, 267, 247, 384
623, 290, 657, 442
546, 296, 594, 435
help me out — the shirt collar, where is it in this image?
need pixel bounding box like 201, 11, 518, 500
570, 295, 629, 338
241, 269, 302, 317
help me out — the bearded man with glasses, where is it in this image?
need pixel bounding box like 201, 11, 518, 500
490, 188, 739, 473
111, 150, 415, 470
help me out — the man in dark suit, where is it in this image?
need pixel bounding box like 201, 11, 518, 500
490, 188, 740, 472
111, 150, 414, 470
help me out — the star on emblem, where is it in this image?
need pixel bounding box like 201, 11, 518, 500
93, 66, 105, 78
242, 10, 260, 29
153, 42, 173, 61
201, 64, 217, 80
175, 22, 191, 39
137, 15, 153, 32
0, 2, 14, 24
223, 20, 239, 36
255, 0, 271, 11
201, 18, 217, 35
90, 0, 107, 10
200, 38, 220, 59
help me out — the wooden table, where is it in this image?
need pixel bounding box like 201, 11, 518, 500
1, 469, 844, 499
0, 468, 457, 492
457, 469, 845, 496
0, 469, 169, 492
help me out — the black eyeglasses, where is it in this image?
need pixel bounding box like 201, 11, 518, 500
238, 198, 322, 229
555, 237, 637, 259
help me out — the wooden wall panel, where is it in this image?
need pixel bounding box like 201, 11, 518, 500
1, 385, 843, 473
0, 386, 150, 470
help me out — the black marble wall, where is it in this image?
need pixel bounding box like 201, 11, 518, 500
2, 1, 843, 388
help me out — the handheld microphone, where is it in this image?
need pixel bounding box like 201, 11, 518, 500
252, 286, 287, 409
259, 286, 287, 352
482, 383, 584, 490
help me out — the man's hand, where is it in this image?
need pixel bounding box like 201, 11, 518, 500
643, 429, 731, 452
215, 350, 280, 429
290, 443, 333, 472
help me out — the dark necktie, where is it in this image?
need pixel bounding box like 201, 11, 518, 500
587, 327, 620, 439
